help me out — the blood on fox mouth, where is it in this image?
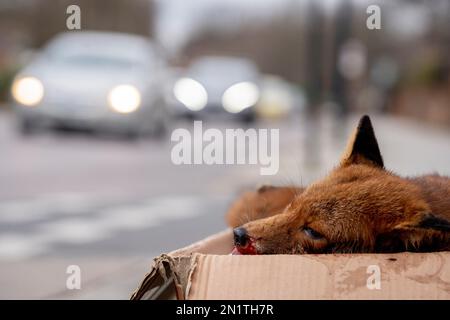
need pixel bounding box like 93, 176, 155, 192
231, 240, 258, 255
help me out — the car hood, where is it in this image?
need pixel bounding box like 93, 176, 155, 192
187, 73, 259, 103
17, 61, 152, 107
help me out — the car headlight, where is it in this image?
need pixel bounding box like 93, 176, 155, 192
108, 85, 141, 114
12, 76, 44, 106
222, 81, 259, 113
173, 78, 208, 111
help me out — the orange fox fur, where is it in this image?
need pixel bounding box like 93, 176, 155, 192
227, 116, 450, 254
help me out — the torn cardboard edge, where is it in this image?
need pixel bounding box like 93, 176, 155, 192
131, 229, 233, 300
131, 229, 450, 300
129, 254, 193, 300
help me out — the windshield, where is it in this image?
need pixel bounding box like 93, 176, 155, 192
44, 36, 153, 70
49, 53, 137, 69
191, 58, 258, 80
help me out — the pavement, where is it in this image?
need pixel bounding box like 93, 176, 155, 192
0, 108, 449, 299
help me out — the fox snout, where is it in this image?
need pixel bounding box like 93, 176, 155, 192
233, 227, 257, 254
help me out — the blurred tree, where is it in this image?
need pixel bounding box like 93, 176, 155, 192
14, 0, 154, 48
329, 0, 352, 116
183, 5, 306, 87
303, 0, 323, 111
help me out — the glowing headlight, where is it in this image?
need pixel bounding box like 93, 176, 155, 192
173, 78, 207, 111
108, 85, 141, 114
12, 76, 44, 106
222, 82, 259, 113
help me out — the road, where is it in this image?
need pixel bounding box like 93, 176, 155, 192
0, 109, 449, 299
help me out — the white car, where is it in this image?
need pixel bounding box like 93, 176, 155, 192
169, 56, 261, 123
11, 31, 170, 138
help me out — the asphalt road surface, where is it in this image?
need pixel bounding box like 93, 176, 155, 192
0, 109, 449, 299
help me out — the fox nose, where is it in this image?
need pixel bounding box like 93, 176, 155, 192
233, 227, 249, 247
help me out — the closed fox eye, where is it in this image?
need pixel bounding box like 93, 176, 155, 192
301, 226, 324, 240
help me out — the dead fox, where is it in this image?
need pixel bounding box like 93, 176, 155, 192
228, 115, 450, 254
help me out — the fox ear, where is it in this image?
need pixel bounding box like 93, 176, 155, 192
396, 213, 450, 232
340, 115, 384, 168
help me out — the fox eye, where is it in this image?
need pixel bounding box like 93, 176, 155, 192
302, 226, 324, 240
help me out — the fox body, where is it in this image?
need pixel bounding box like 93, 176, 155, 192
228, 116, 450, 254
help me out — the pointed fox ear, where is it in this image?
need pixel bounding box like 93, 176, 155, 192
340, 115, 384, 168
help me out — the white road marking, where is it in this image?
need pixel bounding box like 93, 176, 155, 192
0, 195, 215, 260
37, 218, 114, 244
0, 193, 98, 224
0, 234, 47, 261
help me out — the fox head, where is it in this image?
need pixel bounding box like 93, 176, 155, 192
233, 115, 450, 254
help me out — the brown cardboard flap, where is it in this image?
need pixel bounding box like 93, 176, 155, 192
130, 254, 195, 300
188, 252, 450, 299
170, 229, 234, 256
130, 230, 233, 300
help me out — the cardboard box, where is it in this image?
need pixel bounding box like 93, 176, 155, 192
131, 229, 450, 300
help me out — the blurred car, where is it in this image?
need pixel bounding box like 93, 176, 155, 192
169, 56, 261, 123
11, 31, 170, 138
255, 74, 307, 119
